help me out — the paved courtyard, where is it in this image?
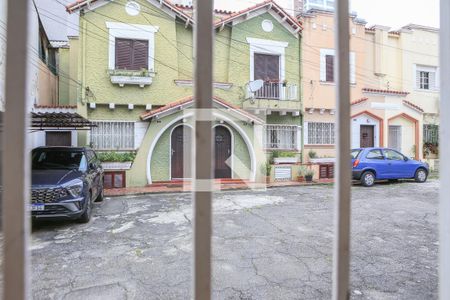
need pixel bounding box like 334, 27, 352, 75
30, 180, 439, 299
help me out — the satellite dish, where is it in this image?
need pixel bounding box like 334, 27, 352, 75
248, 79, 264, 92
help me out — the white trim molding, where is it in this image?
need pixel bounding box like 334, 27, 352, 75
246, 37, 288, 82
106, 21, 159, 72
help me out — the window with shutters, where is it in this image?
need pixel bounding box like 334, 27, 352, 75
106, 22, 158, 86
306, 122, 335, 145
325, 55, 334, 82
415, 65, 438, 90
320, 49, 355, 84
90, 121, 135, 150
115, 38, 148, 70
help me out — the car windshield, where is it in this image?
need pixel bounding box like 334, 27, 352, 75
32, 149, 87, 170
351, 149, 361, 159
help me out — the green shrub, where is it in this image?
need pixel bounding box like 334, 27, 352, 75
260, 162, 272, 176
308, 150, 317, 159
278, 151, 296, 158
97, 152, 136, 162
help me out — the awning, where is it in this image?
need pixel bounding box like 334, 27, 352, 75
31, 112, 96, 130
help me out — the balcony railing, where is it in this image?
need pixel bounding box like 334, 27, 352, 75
246, 81, 298, 101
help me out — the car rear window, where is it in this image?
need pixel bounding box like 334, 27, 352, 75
351, 149, 361, 159
366, 149, 384, 160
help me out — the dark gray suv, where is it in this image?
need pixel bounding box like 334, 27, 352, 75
31, 147, 104, 223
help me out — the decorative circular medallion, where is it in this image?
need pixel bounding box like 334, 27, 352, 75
125, 1, 141, 16
261, 19, 274, 32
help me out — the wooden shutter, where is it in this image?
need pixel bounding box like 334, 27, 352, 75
131, 39, 148, 70
254, 53, 279, 81
115, 38, 133, 69
115, 38, 148, 70
326, 55, 334, 82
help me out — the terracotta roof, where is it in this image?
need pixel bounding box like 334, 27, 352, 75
35, 104, 78, 109
362, 88, 409, 96
350, 97, 368, 106
214, 0, 302, 32
140, 96, 264, 124
403, 100, 424, 113
141, 96, 194, 120
174, 4, 234, 15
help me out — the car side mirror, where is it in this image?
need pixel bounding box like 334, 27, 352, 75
404, 157, 409, 162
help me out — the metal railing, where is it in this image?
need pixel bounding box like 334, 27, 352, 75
246, 82, 298, 100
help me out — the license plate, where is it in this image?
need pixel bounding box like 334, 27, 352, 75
30, 204, 45, 211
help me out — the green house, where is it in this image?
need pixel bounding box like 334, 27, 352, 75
66, 0, 303, 187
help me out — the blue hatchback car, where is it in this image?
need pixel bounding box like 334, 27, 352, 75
352, 147, 429, 187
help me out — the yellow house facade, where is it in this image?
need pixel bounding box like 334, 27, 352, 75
300, 9, 439, 165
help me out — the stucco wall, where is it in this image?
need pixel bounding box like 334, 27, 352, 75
301, 11, 366, 110
388, 117, 416, 158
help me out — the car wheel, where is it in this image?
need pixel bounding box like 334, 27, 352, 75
78, 192, 92, 223
415, 168, 428, 183
361, 171, 375, 187
95, 186, 104, 202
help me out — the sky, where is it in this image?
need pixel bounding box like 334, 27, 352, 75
36, 0, 440, 41
216, 0, 440, 30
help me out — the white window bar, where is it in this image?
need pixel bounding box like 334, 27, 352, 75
90, 121, 135, 150
264, 125, 298, 150
3, 0, 31, 299
440, 0, 450, 298
193, 0, 214, 299
332, 0, 351, 299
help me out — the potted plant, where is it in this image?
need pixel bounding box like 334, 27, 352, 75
304, 169, 314, 182
297, 166, 307, 182
97, 151, 136, 170
260, 162, 272, 184
282, 79, 288, 87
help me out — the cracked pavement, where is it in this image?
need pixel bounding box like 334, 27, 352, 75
28, 180, 438, 299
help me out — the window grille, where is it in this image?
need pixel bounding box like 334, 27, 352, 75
264, 125, 298, 150
424, 124, 439, 144
90, 121, 135, 150
416, 65, 437, 90
307, 122, 335, 144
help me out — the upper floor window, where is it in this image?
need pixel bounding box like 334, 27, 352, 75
415, 65, 438, 91
115, 38, 148, 70
304, 0, 335, 11
106, 22, 158, 72
320, 49, 355, 84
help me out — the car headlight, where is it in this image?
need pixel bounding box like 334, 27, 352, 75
63, 179, 84, 198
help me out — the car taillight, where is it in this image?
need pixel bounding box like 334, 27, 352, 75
353, 159, 360, 168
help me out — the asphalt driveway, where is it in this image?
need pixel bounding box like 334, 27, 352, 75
30, 180, 439, 299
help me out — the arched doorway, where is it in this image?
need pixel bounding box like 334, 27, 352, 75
214, 125, 232, 179
171, 125, 192, 179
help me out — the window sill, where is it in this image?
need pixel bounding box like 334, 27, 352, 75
110, 73, 155, 88
414, 88, 440, 93
319, 81, 357, 87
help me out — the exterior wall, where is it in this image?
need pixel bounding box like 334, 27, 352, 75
401, 28, 439, 118
37, 59, 59, 106
73, 0, 301, 186
125, 110, 257, 186
388, 117, 415, 157
30, 130, 78, 148
301, 11, 366, 111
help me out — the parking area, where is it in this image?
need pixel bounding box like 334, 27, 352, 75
30, 180, 438, 299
